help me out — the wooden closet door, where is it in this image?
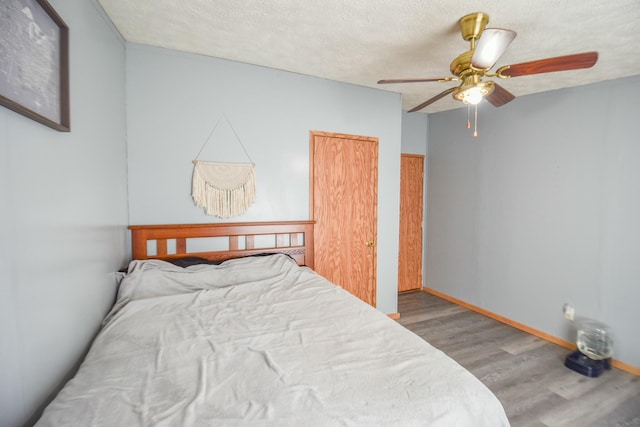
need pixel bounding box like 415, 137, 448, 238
310, 131, 378, 306
398, 154, 424, 292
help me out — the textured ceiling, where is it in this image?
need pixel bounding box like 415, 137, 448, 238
97, 0, 640, 113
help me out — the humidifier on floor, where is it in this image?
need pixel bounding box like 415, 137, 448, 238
565, 317, 613, 377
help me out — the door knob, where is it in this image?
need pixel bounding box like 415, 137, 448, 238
366, 241, 375, 247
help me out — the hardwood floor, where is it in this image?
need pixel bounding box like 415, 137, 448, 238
397, 291, 640, 427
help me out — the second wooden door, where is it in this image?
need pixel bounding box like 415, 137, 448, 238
398, 154, 424, 292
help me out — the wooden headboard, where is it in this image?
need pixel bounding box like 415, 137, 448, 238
128, 221, 315, 268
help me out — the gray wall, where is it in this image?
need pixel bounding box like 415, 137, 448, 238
401, 111, 428, 154
0, 1, 128, 426
426, 75, 640, 368
125, 45, 402, 314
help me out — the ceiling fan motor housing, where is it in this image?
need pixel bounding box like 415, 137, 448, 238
450, 51, 474, 76
459, 12, 489, 42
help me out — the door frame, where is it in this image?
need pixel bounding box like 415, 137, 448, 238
309, 130, 379, 306
398, 153, 425, 292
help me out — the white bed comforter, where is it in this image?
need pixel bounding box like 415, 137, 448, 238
37, 254, 509, 427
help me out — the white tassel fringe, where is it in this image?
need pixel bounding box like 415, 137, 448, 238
192, 162, 256, 218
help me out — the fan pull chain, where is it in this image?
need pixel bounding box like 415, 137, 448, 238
467, 104, 471, 129
474, 104, 478, 137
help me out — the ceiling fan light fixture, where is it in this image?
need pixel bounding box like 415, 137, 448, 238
453, 79, 494, 105
462, 87, 485, 104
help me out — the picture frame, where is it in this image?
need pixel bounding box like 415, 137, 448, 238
0, 0, 70, 132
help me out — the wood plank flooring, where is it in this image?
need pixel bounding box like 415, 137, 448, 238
397, 291, 640, 427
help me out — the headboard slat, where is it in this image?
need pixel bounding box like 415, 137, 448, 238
176, 238, 187, 254
246, 235, 255, 250
229, 235, 240, 251
157, 239, 167, 256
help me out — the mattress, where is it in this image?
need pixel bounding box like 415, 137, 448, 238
36, 254, 510, 426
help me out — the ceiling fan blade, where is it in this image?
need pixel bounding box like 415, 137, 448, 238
500, 51, 598, 77
377, 78, 449, 84
471, 28, 517, 70
485, 83, 515, 107
408, 87, 456, 112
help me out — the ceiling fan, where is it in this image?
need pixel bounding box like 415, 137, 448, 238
378, 12, 598, 113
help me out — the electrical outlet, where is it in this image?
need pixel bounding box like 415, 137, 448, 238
563, 303, 575, 320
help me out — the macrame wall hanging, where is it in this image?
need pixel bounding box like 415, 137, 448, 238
192, 115, 256, 218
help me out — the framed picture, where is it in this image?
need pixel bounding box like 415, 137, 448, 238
0, 0, 70, 131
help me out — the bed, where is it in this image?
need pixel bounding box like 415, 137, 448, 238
36, 221, 509, 426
